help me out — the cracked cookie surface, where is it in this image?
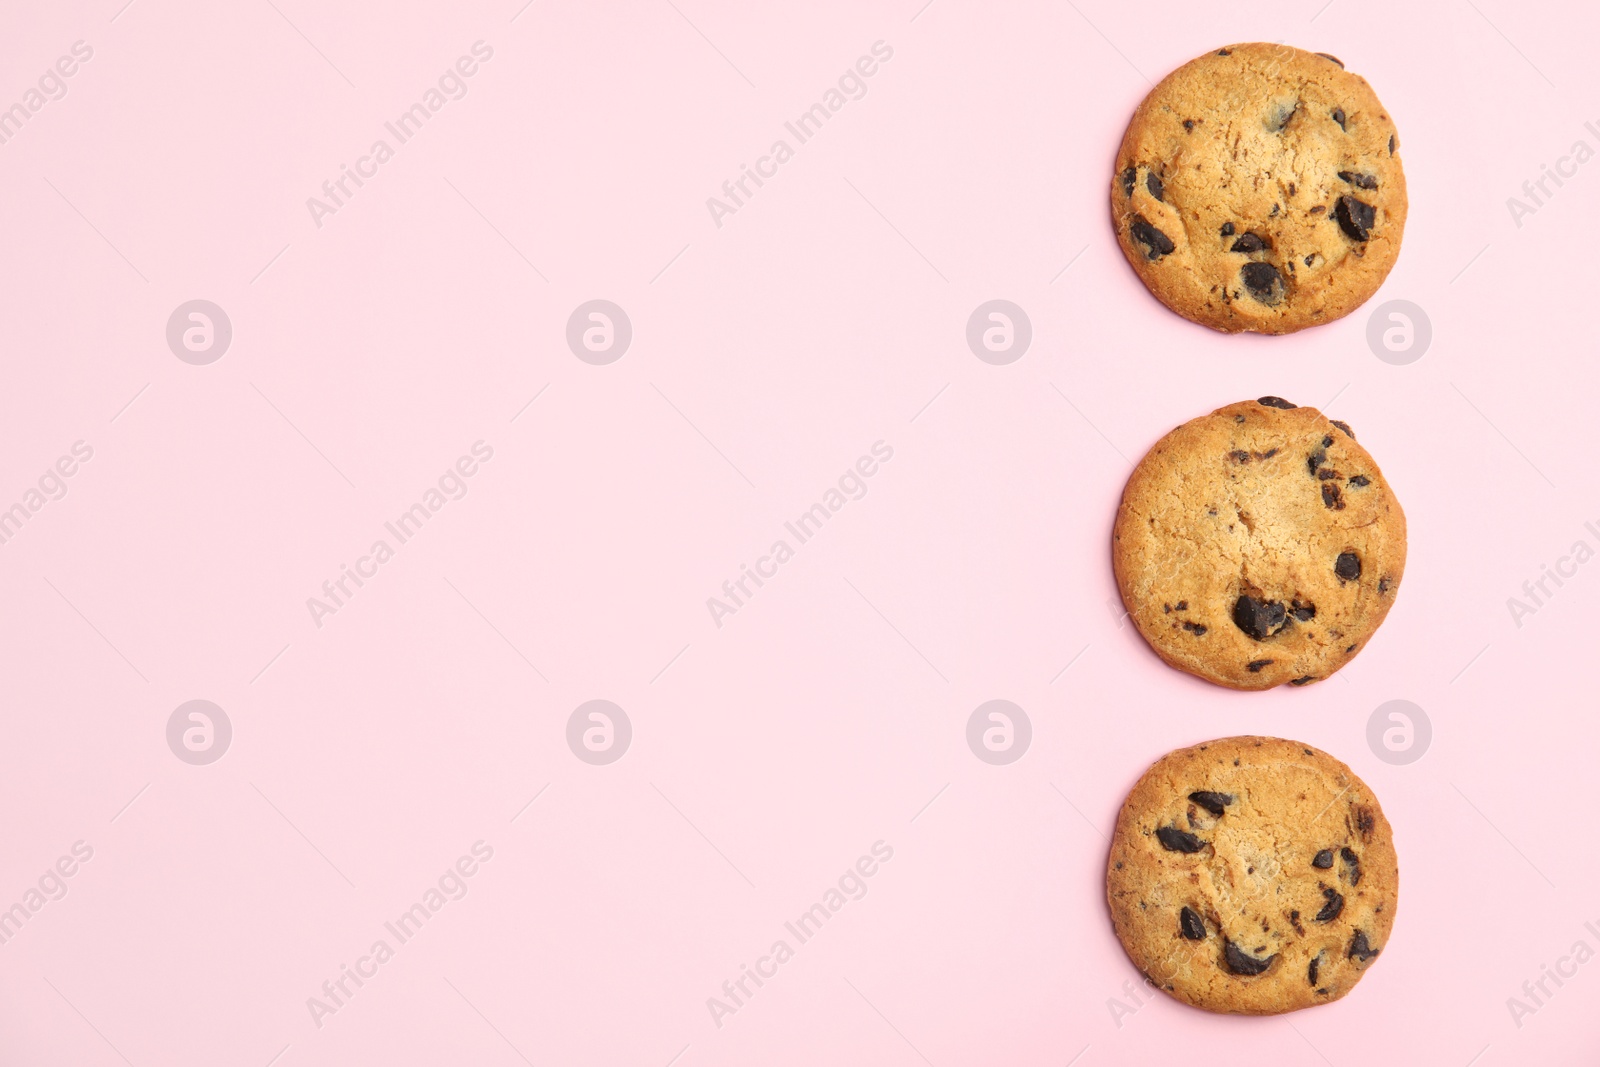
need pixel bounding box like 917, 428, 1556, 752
1107, 736, 1398, 1015
1112, 397, 1406, 690
1111, 43, 1406, 334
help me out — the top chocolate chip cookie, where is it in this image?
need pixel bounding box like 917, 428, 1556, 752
1111, 44, 1406, 334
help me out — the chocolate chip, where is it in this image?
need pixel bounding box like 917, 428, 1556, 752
1257, 396, 1297, 409
1307, 450, 1326, 475
1174, 601, 1187, 610
1180, 906, 1206, 940
1316, 52, 1344, 67
1246, 659, 1273, 672
1335, 552, 1362, 581
1182, 621, 1208, 635
1230, 232, 1268, 253
1331, 419, 1355, 439
1224, 942, 1276, 976
1322, 483, 1345, 509
1388, 133, 1397, 155
1241, 261, 1283, 305
1308, 955, 1321, 985
1346, 643, 1358, 653
1304, 255, 1316, 266
1309, 205, 1326, 216
1356, 807, 1376, 839
1348, 930, 1379, 962
1312, 849, 1334, 869
1120, 166, 1136, 197
1129, 214, 1175, 259
1218, 48, 1231, 56
1338, 170, 1379, 190
1348, 474, 1370, 487
1341, 846, 1362, 885
1290, 909, 1305, 936
1317, 468, 1341, 480
1219, 221, 1235, 237
1269, 101, 1298, 131
1290, 599, 1316, 622
1331, 108, 1347, 131
1315, 887, 1344, 923
1183, 119, 1195, 132
1256, 448, 1279, 460
1187, 791, 1234, 816
1378, 577, 1391, 594
1156, 825, 1204, 853
1146, 171, 1165, 201
1335, 195, 1376, 240
1229, 449, 1251, 463
1232, 595, 1287, 640
1322, 435, 1334, 448
1290, 676, 1316, 686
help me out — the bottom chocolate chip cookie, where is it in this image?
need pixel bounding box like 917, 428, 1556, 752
1106, 736, 1397, 1014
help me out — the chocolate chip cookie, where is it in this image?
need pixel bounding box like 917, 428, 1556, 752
1112, 397, 1405, 690
1107, 736, 1398, 1014
1111, 44, 1406, 334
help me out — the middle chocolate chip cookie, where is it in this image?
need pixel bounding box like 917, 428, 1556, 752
1112, 397, 1406, 690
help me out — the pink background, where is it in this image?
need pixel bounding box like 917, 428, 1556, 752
2, 0, 1597, 1063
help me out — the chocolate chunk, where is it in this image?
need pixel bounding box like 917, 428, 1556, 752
1183, 119, 1195, 132
1188, 791, 1234, 816
1290, 676, 1316, 686
1331, 107, 1347, 131
1182, 621, 1208, 635
1224, 942, 1276, 976
1335, 195, 1376, 240
1308, 955, 1321, 985
1230, 232, 1268, 253
1130, 214, 1176, 259
1348, 474, 1370, 487
1341, 846, 1362, 885
1232, 595, 1287, 640
1246, 659, 1273, 672
1219, 221, 1235, 237
1156, 825, 1204, 853
1348, 930, 1379, 962
1316, 52, 1344, 67
1120, 166, 1136, 197
1335, 552, 1362, 581
1180, 906, 1206, 940
1338, 170, 1379, 190
1331, 419, 1355, 439
1355, 806, 1376, 839
1241, 261, 1283, 304
1146, 171, 1165, 201
1257, 396, 1297, 409
1312, 849, 1334, 869
1290, 599, 1316, 622
1307, 450, 1326, 476
1322, 483, 1345, 509
1315, 887, 1344, 923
